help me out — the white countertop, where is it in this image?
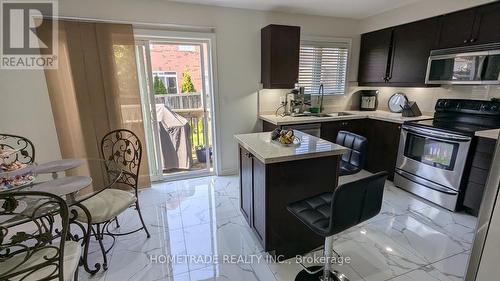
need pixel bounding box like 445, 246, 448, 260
475, 129, 500, 140
259, 110, 433, 126
234, 130, 348, 164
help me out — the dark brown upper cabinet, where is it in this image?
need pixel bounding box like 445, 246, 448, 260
470, 3, 500, 45
358, 1, 500, 87
437, 9, 476, 49
261, 24, 300, 89
357, 28, 393, 85
358, 19, 438, 87
389, 18, 439, 86
437, 2, 500, 49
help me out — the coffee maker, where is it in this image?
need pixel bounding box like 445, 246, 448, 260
286, 86, 310, 115
359, 90, 378, 111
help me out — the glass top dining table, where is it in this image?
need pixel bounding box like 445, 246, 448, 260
0, 158, 123, 228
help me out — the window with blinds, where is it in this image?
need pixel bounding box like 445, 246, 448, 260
298, 41, 349, 95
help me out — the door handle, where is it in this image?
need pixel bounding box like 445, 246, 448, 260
244, 152, 253, 158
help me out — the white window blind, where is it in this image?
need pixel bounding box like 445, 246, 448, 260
298, 41, 349, 95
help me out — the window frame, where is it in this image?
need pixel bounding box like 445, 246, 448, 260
299, 36, 352, 96
153, 71, 178, 94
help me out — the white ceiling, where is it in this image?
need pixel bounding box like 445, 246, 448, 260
166, 0, 425, 19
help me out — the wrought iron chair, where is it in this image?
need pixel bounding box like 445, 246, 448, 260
72, 129, 150, 271
0, 191, 81, 281
0, 134, 35, 165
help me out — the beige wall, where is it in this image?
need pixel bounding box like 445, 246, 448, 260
0, 69, 61, 163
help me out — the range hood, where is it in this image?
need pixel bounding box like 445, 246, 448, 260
426, 43, 500, 85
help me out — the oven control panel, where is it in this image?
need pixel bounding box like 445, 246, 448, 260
436, 99, 500, 115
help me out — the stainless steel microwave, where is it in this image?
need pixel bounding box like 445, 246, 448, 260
425, 44, 500, 85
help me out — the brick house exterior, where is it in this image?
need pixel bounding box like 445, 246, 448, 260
150, 44, 202, 94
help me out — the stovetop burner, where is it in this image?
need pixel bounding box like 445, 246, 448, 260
409, 119, 496, 135
405, 99, 500, 135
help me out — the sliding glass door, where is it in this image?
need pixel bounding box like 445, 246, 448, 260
135, 37, 215, 181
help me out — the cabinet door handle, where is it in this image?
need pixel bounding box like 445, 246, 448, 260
244, 152, 253, 158
463, 39, 469, 43
470, 38, 476, 43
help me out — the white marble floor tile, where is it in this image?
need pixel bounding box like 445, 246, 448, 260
267, 250, 365, 281
75, 174, 476, 281
367, 215, 467, 264
179, 194, 239, 228
405, 206, 477, 249
390, 252, 470, 281
186, 263, 276, 281
104, 238, 169, 280
182, 219, 264, 272
333, 221, 428, 281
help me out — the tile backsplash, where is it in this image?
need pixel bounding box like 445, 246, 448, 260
259, 84, 500, 116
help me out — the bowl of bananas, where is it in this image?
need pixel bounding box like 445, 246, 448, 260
270, 129, 301, 146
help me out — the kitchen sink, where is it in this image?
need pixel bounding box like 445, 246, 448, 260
324, 112, 353, 117
290, 112, 353, 117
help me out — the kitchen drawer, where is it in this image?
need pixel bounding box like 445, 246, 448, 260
475, 138, 496, 154
469, 167, 490, 185
472, 151, 494, 170
464, 181, 485, 215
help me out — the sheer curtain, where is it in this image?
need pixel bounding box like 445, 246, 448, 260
38, 20, 151, 188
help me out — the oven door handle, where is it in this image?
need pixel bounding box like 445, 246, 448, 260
395, 170, 459, 195
402, 125, 472, 142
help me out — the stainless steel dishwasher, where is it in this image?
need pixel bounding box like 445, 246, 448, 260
282, 123, 321, 138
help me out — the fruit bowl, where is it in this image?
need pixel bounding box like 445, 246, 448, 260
271, 138, 301, 147
270, 129, 301, 147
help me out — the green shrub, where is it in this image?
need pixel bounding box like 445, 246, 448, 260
181, 71, 196, 93
154, 76, 167, 95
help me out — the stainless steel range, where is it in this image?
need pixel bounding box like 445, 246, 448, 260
394, 99, 500, 211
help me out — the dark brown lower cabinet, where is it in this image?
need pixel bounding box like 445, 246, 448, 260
239, 145, 340, 258
320, 119, 366, 143
320, 119, 402, 180
364, 120, 402, 181
463, 137, 497, 215
262, 120, 279, 132
251, 159, 266, 242
240, 147, 253, 224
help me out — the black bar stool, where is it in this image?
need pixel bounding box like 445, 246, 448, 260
287, 171, 388, 281
335, 131, 367, 176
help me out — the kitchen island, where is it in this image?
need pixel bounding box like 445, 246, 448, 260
234, 130, 347, 258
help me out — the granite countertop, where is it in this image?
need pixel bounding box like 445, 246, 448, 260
259, 110, 433, 126
234, 130, 348, 164
475, 129, 500, 140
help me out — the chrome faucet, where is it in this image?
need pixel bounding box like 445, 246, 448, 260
318, 84, 324, 113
